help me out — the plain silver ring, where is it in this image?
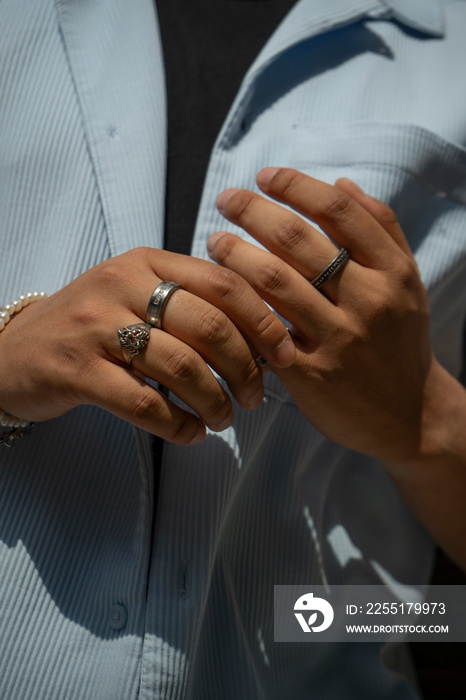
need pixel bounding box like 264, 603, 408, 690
310, 248, 350, 291
146, 281, 182, 329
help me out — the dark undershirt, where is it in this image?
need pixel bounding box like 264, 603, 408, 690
151, 1, 296, 501
155, 0, 297, 254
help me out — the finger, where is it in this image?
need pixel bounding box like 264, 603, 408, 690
214, 187, 359, 303
116, 279, 265, 409
84, 358, 206, 445
335, 178, 414, 259
207, 231, 341, 339
85, 250, 293, 367
140, 251, 295, 368
215, 187, 338, 275
255, 167, 403, 270
160, 290, 264, 409
111, 318, 236, 430
96, 261, 267, 411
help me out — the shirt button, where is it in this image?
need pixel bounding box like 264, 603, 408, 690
109, 603, 128, 630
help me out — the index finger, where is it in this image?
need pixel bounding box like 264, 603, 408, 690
256, 168, 403, 270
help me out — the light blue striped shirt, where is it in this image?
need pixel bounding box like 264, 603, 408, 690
1, 0, 466, 698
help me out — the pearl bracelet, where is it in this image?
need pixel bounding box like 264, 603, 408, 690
0, 292, 48, 446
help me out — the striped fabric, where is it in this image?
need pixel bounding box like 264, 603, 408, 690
1, 0, 466, 698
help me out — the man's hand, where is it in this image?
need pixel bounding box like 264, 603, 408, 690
209, 167, 433, 463
0, 248, 294, 445
209, 167, 466, 568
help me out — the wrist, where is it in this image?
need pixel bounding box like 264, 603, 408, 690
388, 358, 465, 472
0, 291, 48, 445
381, 358, 466, 569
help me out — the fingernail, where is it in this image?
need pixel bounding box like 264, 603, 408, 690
187, 425, 206, 445
246, 386, 264, 410
274, 336, 295, 366
256, 167, 280, 188
207, 231, 226, 260
216, 188, 239, 212
214, 414, 234, 432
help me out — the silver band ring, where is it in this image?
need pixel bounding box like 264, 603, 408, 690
310, 248, 350, 290
118, 323, 151, 365
146, 281, 182, 329
255, 355, 268, 368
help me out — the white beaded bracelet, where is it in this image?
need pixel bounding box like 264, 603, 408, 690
0, 292, 48, 446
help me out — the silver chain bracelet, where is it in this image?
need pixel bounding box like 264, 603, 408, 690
0, 292, 48, 447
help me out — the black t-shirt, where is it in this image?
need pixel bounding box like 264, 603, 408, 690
156, 0, 297, 253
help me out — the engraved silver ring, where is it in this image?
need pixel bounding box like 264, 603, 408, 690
146, 281, 182, 330
310, 248, 350, 291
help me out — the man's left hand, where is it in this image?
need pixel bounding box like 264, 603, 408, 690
208, 167, 434, 464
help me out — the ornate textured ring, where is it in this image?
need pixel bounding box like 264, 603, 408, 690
118, 323, 151, 365
146, 281, 182, 330
310, 248, 350, 291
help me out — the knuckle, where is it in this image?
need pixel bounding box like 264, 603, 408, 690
308, 346, 345, 385
134, 245, 153, 257
275, 216, 308, 253
124, 246, 151, 264
321, 319, 367, 372
257, 261, 286, 294
239, 358, 260, 388
89, 248, 150, 293
162, 348, 199, 382
168, 414, 203, 446
378, 203, 399, 228
361, 281, 393, 322
92, 259, 129, 288
207, 265, 242, 299
71, 297, 107, 328
86, 261, 133, 308
320, 190, 353, 220
394, 258, 418, 288
129, 386, 157, 422
206, 391, 231, 423
274, 169, 305, 198
199, 308, 231, 346
254, 310, 280, 342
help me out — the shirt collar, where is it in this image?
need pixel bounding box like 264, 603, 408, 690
244, 0, 444, 87
381, 0, 445, 37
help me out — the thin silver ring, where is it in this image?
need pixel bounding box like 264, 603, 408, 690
255, 355, 268, 368
146, 281, 182, 329
118, 323, 151, 365
310, 248, 350, 291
